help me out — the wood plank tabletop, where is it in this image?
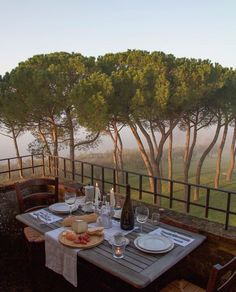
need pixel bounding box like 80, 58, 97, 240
16, 207, 206, 289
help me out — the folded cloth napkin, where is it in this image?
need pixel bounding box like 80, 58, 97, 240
30, 209, 61, 224
62, 213, 98, 227
45, 227, 80, 287
89, 220, 136, 241
149, 227, 195, 247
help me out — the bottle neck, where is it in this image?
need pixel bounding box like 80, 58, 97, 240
126, 185, 131, 198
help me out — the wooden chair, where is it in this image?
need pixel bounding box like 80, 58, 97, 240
15, 177, 59, 243
161, 257, 236, 292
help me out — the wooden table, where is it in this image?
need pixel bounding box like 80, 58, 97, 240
16, 208, 206, 291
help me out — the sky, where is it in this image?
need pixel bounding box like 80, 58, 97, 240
0, 0, 236, 76
0, 0, 235, 157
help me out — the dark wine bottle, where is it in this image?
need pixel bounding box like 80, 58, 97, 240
120, 185, 134, 230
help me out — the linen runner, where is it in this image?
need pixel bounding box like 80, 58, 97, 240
45, 221, 135, 287
45, 227, 80, 287
149, 227, 195, 246
89, 219, 137, 241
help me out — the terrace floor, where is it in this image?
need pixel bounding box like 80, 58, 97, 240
1, 175, 235, 291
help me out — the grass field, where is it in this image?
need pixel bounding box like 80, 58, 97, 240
79, 150, 236, 227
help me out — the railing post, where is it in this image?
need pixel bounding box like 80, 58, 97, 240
81, 162, 84, 184
72, 159, 75, 181
169, 181, 173, 209
154, 177, 157, 204
8, 159, 11, 180
225, 192, 231, 230
48, 156, 52, 175
42, 154, 46, 176
186, 185, 191, 213
91, 164, 94, 185
19, 157, 23, 178
102, 167, 105, 194
64, 158, 66, 179
125, 172, 129, 185
205, 188, 210, 218
113, 169, 116, 192
31, 155, 34, 175
139, 175, 142, 200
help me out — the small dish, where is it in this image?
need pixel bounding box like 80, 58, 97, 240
49, 203, 78, 214
134, 236, 174, 254
136, 234, 173, 251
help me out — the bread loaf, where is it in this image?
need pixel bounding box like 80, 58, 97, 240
87, 227, 104, 236
62, 213, 98, 227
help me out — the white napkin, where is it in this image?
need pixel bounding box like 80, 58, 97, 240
89, 220, 136, 241
30, 209, 61, 223
45, 227, 80, 287
149, 227, 195, 247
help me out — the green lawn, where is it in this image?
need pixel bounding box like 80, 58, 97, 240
82, 151, 236, 227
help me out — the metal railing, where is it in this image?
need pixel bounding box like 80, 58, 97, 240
0, 154, 235, 230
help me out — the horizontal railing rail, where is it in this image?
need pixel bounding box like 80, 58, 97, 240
0, 154, 235, 230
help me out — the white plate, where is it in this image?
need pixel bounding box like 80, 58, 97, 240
134, 237, 174, 254
49, 203, 78, 214
136, 235, 173, 251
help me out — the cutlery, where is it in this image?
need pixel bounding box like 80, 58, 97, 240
161, 230, 191, 242
160, 231, 183, 244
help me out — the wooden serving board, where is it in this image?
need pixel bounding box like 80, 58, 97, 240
58, 232, 104, 249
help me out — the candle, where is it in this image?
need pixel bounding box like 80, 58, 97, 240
112, 243, 125, 259
95, 182, 101, 205
110, 187, 116, 208
115, 247, 122, 257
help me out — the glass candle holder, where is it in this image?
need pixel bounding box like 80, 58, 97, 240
112, 242, 126, 259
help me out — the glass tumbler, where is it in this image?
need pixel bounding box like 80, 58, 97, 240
151, 212, 160, 226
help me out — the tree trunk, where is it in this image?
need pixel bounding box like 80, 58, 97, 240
214, 119, 228, 188
168, 131, 173, 193
117, 129, 125, 184
183, 122, 191, 166
184, 123, 197, 198
65, 109, 75, 179
107, 123, 124, 190
195, 118, 221, 200
226, 118, 236, 181
155, 120, 179, 195
38, 122, 52, 155
129, 123, 155, 192
11, 126, 23, 178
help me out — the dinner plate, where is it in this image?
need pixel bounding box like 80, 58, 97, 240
49, 203, 78, 214
134, 236, 174, 254
136, 235, 173, 251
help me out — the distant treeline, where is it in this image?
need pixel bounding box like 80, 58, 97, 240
0, 50, 235, 199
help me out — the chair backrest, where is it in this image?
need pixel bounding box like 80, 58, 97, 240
206, 257, 236, 292
15, 177, 58, 213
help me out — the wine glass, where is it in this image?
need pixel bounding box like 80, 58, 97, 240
135, 205, 149, 235
64, 192, 76, 216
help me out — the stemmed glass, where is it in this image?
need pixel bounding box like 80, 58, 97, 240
135, 205, 149, 235
64, 192, 76, 216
